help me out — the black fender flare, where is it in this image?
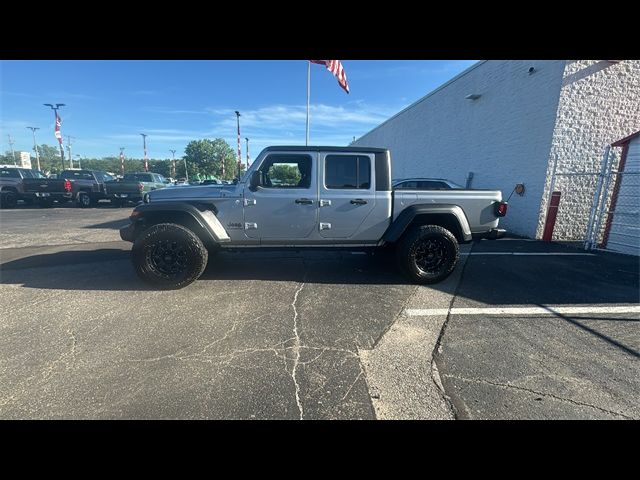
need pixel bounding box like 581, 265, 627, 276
382, 204, 472, 243
127, 202, 231, 244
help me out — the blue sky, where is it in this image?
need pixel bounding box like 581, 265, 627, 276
1, 60, 477, 161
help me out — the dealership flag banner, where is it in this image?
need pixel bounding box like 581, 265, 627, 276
306, 60, 350, 145
55, 111, 63, 145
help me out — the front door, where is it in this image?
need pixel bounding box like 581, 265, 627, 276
318, 152, 376, 238
243, 152, 318, 241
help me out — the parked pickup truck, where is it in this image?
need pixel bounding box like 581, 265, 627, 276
105, 172, 170, 206
120, 146, 507, 289
0, 165, 47, 208
23, 169, 115, 207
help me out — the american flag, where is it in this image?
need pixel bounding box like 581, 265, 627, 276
310, 60, 350, 93
54, 111, 63, 145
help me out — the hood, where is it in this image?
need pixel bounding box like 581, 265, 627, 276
148, 184, 238, 202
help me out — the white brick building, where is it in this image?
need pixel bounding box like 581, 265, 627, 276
352, 60, 640, 240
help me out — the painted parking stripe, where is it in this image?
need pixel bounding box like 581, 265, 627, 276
405, 306, 640, 316
460, 252, 595, 256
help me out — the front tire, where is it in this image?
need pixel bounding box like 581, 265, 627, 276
0, 191, 18, 209
132, 223, 208, 289
396, 225, 459, 284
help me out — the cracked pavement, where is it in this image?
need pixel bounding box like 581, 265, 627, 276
1, 206, 638, 419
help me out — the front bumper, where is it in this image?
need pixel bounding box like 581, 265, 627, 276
120, 222, 136, 242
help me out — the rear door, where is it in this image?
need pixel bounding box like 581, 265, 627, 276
318, 152, 376, 238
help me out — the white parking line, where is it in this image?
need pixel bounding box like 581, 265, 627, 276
405, 306, 640, 316
461, 252, 595, 256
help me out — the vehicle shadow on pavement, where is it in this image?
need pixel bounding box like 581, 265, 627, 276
0, 249, 149, 292
83, 219, 132, 230
0, 249, 411, 290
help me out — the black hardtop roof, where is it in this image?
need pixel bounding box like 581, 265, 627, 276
262, 146, 389, 154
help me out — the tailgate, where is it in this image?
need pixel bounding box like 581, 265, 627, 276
106, 181, 141, 195
23, 179, 66, 193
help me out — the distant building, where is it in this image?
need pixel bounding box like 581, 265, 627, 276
19, 152, 31, 169
352, 60, 640, 241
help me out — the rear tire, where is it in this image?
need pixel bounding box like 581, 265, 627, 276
396, 224, 459, 284
0, 191, 18, 209
77, 192, 92, 208
132, 223, 208, 289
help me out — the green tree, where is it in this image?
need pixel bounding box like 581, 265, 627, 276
183, 138, 242, 181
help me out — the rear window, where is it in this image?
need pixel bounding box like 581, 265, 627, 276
0, 168, 20, 178
325, 155, 371, 189
124, 173, 154, 182
61, 170, 95, 180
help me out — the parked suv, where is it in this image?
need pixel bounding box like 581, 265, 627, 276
119, 146, 507, 289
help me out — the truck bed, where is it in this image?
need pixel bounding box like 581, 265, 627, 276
393, 189, 503, 233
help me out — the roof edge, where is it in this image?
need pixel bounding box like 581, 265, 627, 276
612, 130, 640, 147
354, 60, 488, 143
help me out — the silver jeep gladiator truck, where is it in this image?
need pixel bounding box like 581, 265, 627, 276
120, 146, 507, 289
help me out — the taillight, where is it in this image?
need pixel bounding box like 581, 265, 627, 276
138, 183, 144, 192
64, 180, 72, 192
495, 201, 508, 217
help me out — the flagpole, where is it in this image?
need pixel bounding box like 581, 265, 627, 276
306, 60, 310, 146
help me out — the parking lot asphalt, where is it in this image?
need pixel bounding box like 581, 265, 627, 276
0, 206, 638, 419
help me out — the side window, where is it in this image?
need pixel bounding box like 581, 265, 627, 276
418, 181, 448, 190
0, 169, 20, 178
259, 154, 312, 189
325, 155, 370, 189
396, 181, 418, 190
21, 169, 34, 179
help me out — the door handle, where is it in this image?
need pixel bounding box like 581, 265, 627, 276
350, 199, 368, 205
295, 198, 314, 205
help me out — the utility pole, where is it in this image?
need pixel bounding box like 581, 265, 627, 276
169, 149, 176, 179
66, 135, 75, 169
235, 111, 241, 181
44, 103, 66, 171
7, 134, 16, 163
119, 147, 125, 176
140, 133, 148, 172
245, 137, 250, 169
75, 154, 82, 169
184, 158, 188, 181
26, 127, 41, 170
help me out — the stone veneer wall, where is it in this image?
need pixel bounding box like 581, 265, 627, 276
536, 60, 640, 240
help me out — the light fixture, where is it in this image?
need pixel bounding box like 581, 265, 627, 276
465, 94, 482, 100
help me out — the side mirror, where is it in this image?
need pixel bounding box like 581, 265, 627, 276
249, 170, 261, 191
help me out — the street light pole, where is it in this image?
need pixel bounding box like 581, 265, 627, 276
169, 149, 176, 179
7, 134, 16, 163
140, 133, 148, 172
75, 154, 82, 169
66, 135, 75, 169
184, 158, 188, 181
26, 127, 41, 170
44, 103, 66, 171
119, 147, 125, 176
235, 111, 241, 181
245, 137, 250, 169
